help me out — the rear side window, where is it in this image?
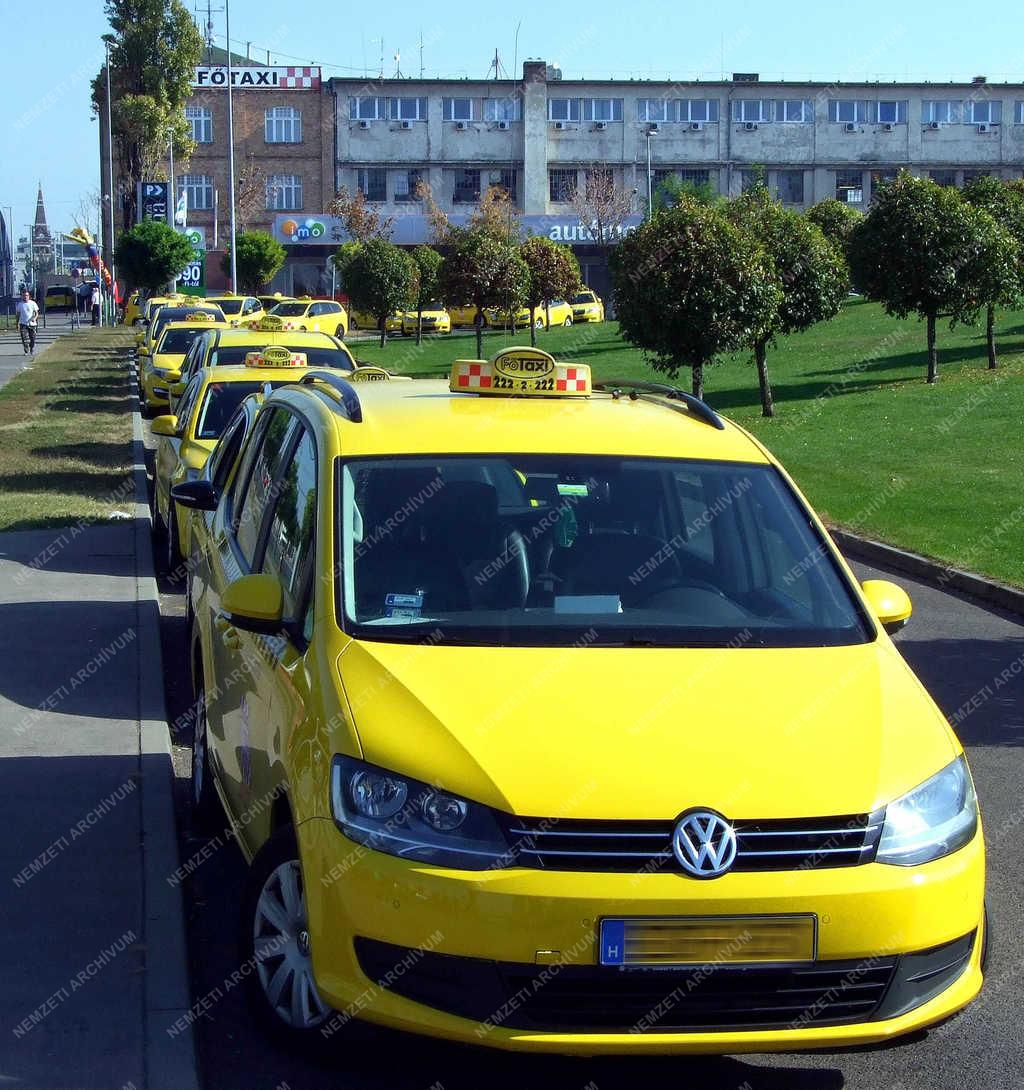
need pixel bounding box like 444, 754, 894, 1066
234, 409, 299, 566
207, 411, 248, 492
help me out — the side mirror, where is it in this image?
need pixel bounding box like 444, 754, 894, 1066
220, 574, 284, 635
861, 579, 912, 634
150, 414, 179, 437
170, 478, 218, 511
138, 346, 150, 356
169, 381, 187, 397
165, 369, 182, 382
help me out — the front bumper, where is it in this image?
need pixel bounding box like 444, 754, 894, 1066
572, 309, 602, 322
299, 818, 984, 1052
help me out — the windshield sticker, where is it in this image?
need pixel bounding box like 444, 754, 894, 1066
557, 483, 589, 496
554, 595, 623, 614
384, 592, 424, 619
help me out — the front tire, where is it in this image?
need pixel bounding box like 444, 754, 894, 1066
242, 827, 335, 1040
563, 316, 573, 327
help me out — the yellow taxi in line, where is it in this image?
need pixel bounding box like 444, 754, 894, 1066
485, 300, 574, 330
141, 313, 229, 413
170, 319, 356, 412
349, 309, 405, 335
151, 347, 327, 571
135, 295, 184, 342
207, 294, 265, 327
123, 292, 144, 327
401, 306, 451, 336
571, 289, 605, 323
268, 298, 348, 337
258, 293, 293, 313
138, 302, 227, 374
177, 344, 984, 1050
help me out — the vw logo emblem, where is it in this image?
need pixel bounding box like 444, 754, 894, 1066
672, 810, 737, 878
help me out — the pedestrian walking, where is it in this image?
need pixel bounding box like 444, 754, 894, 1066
16, 289, 39, 356
91, 283, 101, 326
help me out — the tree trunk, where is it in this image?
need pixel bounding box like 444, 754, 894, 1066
379, 323, 387, 349
987, 304, 997, 369
475, 314, 483, 359
692, 362, 704, 400
545, 302, 550, 330
926, 313, 937, 383
755, 339, 774, 418
529, 305, 537, 347
416, 304, 423, 346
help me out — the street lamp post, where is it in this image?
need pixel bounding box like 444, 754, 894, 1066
3, 205, 12, 306
225, 0, 238, 293
646, 127, 657, 219
105, 40, 117, 326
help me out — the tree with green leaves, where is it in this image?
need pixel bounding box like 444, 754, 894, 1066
961, 176, 1024, 368
610, 198, 781, 400
342, 238, 417, 347
440, 227, 529, 359
848, 174, 1017, 383
115, 218, 196, 291
220, 231, 286, 295
653, 175, 719, 213
519, 236, 582, 347
806, 199, 863, 259
408, 246, 444, 344
93, 0, 203, 228
727, 189, 848, 417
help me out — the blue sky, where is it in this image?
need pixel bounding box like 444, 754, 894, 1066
2, 0, 1022, 251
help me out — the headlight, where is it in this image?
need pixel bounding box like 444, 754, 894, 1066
876, 755, 978, 866
330, 755, 509, 870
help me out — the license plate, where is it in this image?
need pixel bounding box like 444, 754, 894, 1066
599, 915, 817, 967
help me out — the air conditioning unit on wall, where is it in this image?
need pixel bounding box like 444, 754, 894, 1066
553, 120, 566, 130
496, 120, 510, 130
977, 123, 992, 133
882, 122, 895, 132
400, 120, 412, 130
843, 122, 857, 133
689, 122, 703, 132
594, 121, 608, 131
743, 121, 757, 132
358, 120, 370, 130
455, 120, 469, 131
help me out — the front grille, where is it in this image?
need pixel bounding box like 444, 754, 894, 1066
501, 812, 883, 873
355, 938, 899, 1031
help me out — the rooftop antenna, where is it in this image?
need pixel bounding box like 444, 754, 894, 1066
419, 29, 424, 78
370, 37, 383, 79
393, 50, 403, 78
487, 47, 509, 80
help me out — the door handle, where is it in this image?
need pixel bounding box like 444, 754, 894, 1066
220, 626, 241, 650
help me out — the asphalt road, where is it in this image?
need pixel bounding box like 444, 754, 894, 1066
145, 436, 1024, 1090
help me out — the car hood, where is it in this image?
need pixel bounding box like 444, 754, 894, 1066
337, 639, 958, 821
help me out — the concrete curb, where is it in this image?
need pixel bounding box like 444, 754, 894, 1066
130, 365, 202, 1090
831, 527, 1024, 620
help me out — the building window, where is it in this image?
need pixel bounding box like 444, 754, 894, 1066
1016, 102, 1024, 124
388, 96, 427, 121
584, 167, 615, 198
778, 99, 813, 123
265, 106, 302, 143
549, 168, 577, 202
740, 169, 765, 193
679, 168, 712, 188
652, 168, 676, 189
680, 99, 719, 123
965, 100, 1002, 125
350, 96, 386, 121
180, 173, 213, 211
829, 100, 871, 124
637, 98, 671, 123
483, 96, 520, 122
185, 106, 212, 143
733, 99, 772, 123
962, 169, 992, 183
877, 101, 907, 124
443, 97, 474, 122
835, 169, 863, 203
549, 98, 580, 122
583, 98, 622, 122
393, 169, 422, 202
870, 169, 898, 200
775, 170, 805, 204
267, 174, 302, 210
923, 100, 961, 124
356, 168, 387, 203
452, 168, 480, 203
930, 170, 958, 187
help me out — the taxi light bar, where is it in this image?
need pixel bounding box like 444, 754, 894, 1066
244, 347, 308, 368
450, 347, 591, 398
251, 315, 298, 332
350, 366, 413, 383
185, 312, 216, 322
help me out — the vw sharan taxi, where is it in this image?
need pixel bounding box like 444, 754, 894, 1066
176, 345, 984, 1051
268, 297, 348, 337
141, 312, 229, 412
151, 348, 333, 571
401, 306, 451, 336
485, 300, 574, 330
571, 290, 606, 323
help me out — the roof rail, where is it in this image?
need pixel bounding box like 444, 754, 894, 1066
592, 379, 725, 431
299, 371, 363, 423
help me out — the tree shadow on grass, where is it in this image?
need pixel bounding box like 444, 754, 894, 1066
37, 381, 129, 398
0, 468, 133, 499
29, 442, 130, 467
43, 397, 133, 415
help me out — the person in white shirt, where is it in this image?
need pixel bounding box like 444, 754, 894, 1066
90, 283, 101, 326
16, 289, 39, 356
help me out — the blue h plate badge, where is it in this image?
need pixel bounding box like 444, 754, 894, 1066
599, 919, 626, 966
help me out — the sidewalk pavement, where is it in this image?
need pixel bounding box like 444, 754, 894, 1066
0, 409, 199, 1087
0, 314, 88, 391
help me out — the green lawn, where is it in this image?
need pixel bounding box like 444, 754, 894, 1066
352, 302, 1024, 587
0, 328, 135, 531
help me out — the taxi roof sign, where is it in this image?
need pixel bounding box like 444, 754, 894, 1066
186, 311, 217, 322
450, 347, 590, 398
245, 346, 307, 368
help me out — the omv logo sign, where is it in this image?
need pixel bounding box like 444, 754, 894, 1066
281, 217, 326, 242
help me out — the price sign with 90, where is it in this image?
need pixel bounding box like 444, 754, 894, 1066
178, 255, 206, 296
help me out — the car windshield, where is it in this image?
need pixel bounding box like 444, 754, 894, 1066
194, 381, 289, 440
270, 302, 309, 316
212, 298, 245, 315
338, 455, 872, 648
573, 292, 596, 304
209, 344, 350, 367
157, 327, 206, 354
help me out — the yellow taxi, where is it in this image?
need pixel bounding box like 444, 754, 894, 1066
207, 294, 265, 327
401, 306, 451, 335
485, 300, 574, 330
571, 289, 605, 323
170, 318, 356, 411
140, 312, 229, 413
178, 344, 985, 1049
349, 309, 405, 335
258, 293, 293, 313
268, 297, 348, 337
123, 291, 144, 327
151, 347, 326, 571
135, 294, 184, 343
447, 303, 483, 328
